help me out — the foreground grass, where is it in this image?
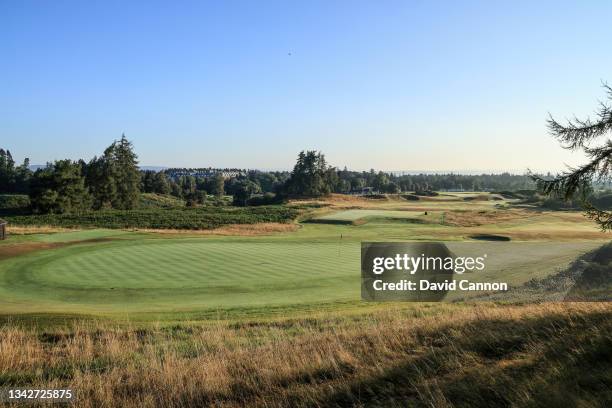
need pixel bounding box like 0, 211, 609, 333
1, 303, 610, 407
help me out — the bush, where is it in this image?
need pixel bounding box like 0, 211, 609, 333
4, 206, 299, 230
247, 193, 280, 206
401, 194, 420, 201
139, 193, 185, 208
414, 191, 439, 197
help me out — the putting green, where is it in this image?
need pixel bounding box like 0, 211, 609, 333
0, 218, 605, 318
0, 238, 361, 313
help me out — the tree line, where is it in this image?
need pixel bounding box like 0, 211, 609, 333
0, 149, 31, 194
1, 142, 540, 214
280, 150, 535, 197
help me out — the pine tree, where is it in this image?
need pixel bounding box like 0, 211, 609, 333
532, 83, 612, 231
30, 160, 91, 214
111, 134, 140, 209
284, 150, 336, 197
0, 149, 16, 192
86, 149, 117, 210
14, 158, 32, 194
153, 172, 171, 195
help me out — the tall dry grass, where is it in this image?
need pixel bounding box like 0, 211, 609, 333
136, 222, 299, 236
1, 303, 610, 407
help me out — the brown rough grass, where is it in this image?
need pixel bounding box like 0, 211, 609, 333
136, 222, 299, 236
7, 225, 80, 235
0, 242, 62, 261
443, 209, 533, 227
0, 302, 610, 407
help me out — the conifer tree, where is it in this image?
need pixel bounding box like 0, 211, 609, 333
111, 134, 140, 209
532, 83, 612, 230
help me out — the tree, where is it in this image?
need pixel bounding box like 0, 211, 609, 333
232, 180, 261, 206
212, 173, 225, 198
351, 177, 366, 191
372, 171, 389, 192
83, 135, 140, 210
532, 83, 612, 231
194, 190, 207, 205
14, 158, 32, 194
253, 171, 278, 192
284, 151, 334, 197
0, 149, 16, 192
86, 150, 117, 210
153, 172, 171, 195
180, 175, 197, 197
385, 181, 400, 194
30, 160, 91, 214
141, 171, 155, 193
170, 180, 182, 198
338, 179, 351, 193
112, 134, 140, 209
325, 167, 340, 193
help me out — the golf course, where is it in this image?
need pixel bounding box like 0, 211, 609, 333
5, 3, 612, 405
0, 192, 610, 407
0, 192, 608, 319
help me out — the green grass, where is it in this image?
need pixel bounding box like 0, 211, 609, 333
0, 237, 359, 314
0, 226, 603, 318
0, 198, 608, 320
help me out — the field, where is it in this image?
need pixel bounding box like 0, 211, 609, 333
0, 192, 610, 406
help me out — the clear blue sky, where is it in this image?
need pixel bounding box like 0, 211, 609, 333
2, 0, 612, 172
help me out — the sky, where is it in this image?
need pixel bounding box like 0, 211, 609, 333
2, 0, 612, 173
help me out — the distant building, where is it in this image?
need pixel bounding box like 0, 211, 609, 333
164, 168, 246, 180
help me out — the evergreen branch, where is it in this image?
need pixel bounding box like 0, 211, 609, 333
530, 141, 612, 200
583, 201, 612, 231
547, 84, 612, 150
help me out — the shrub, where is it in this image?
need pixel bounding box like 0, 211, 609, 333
139, 193, 185, 208
247, 193, 280, 206
4, 206, 299, 230
401, 194, 420, 201
414, 191, 439, 197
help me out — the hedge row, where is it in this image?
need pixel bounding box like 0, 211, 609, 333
5, 206, 299, 230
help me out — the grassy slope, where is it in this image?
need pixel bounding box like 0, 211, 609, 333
0, 303, 609, 407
